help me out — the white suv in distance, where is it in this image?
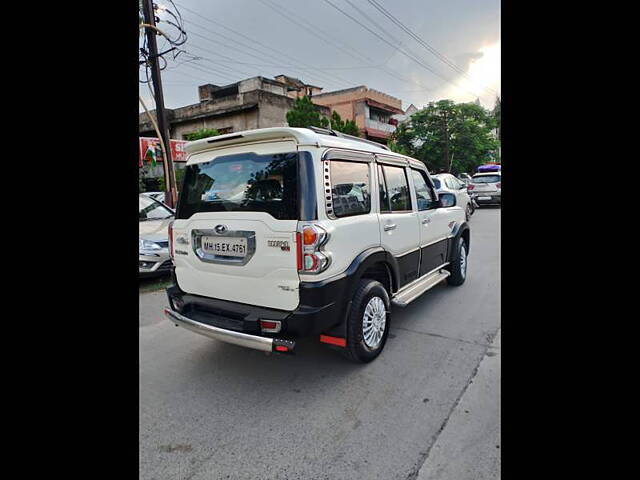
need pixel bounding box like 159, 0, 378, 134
164, 127, 471, 363
468, 172, 501, 206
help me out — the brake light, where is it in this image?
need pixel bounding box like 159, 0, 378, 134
297, 224, 330, 274
168, 221, 174, 259
467, 184, 475, 191
296, 232, 302, 270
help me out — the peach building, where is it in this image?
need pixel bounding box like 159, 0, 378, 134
312, 86, 405, 144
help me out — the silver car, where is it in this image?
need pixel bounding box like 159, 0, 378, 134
139, 194, 174, 276
468, 172, 501, 206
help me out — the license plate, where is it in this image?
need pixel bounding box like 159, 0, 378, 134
202, 236, 247, 257
478, 196, 491, 201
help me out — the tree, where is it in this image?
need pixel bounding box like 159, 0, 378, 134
390, 99, 499, 174
286, 95, 329, 128
493, 96, 501, 142
184, 128, 220, 141
328, 110, 360, 136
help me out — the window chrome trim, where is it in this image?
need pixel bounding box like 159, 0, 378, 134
191, 229, 256, 266
321, 148, 375, 163
375, 154, 408, 167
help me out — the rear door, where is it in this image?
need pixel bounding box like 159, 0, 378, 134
377, 162, 420, 288
410, 169, 451, 276
171, 141, 304, 311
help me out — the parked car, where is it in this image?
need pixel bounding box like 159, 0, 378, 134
458, 173, 473, 185
164, 127, 470, 363
139, 194, 174, 277
432, 173, 474, 221
468, 172, 501, 206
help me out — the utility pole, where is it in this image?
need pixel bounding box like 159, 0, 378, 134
142, 0, 177, 208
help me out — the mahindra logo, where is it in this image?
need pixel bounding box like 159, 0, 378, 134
214, 224, 228, 234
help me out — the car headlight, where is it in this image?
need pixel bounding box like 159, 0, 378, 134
139, 238, 162, 251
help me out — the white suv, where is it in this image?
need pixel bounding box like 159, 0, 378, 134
165, 127, 470, 362
469, 172, 501, 206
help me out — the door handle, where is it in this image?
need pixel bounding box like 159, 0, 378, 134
422, 218, 431, 225
383, 223, 397, 231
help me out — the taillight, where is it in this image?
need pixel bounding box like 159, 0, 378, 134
496, 183, 501, 189
298, 224, 330, 274
302, 226, 317, 246
467, 184, 475, 191
168, 221, 174, 259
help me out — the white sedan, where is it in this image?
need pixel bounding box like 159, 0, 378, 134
432, 173, 474, 221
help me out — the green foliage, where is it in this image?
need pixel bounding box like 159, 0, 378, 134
157, 167, 186, 193
287, 95, 328, 128
184, 128, 220, 141
327, 110, 360, 136
341, 120, 360, 136
390, 99, 500, 173
493, 96, 501, 142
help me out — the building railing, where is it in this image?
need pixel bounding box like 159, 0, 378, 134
365, 118, 396, 134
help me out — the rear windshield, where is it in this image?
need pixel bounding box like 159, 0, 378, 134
176, 152, 298, 220
472, 175, 500, 184
139, 195, 173, 221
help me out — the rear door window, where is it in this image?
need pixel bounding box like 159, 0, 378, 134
177, 152, 298, 220
330, 161, 371, 218
382, 165, 412, 212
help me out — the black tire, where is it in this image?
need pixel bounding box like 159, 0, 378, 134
342, 279, 391, 363
465, 203, 472, 221
447, 236, 468, 286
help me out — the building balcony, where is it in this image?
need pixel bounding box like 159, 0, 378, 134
366, 118, 396, 133
364, 118, 396, 139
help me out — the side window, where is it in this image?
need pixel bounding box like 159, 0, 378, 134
411, 169, 434, 211
378, 165, 391, 213
445, 176, 455, 189
382, 165, 412, 212
330, 161, 371, 218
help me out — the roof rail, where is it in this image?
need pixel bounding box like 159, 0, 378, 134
306, 126, 390, 151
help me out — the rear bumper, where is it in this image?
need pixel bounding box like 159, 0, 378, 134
474, 193, 501, 204
165, 269, 350, 341
164, 307, 295, 353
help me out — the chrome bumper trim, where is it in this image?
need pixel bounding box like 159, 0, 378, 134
164, 307, 273, 352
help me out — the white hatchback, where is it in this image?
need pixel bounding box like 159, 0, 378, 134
432, 173, 473, 221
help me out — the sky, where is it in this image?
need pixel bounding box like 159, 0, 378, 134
140, 0, 500, 113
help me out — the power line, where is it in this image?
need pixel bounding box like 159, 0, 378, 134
322, 0, 481, 99
366, 0, 498, 96
174, 1, 353, 90
258, 0, 435, 94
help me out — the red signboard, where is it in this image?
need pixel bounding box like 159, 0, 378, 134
139, 137, 188, 167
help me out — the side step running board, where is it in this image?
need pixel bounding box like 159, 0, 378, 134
391, 269, 450, 307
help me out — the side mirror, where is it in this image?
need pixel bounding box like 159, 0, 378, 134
438, 192, 456, 208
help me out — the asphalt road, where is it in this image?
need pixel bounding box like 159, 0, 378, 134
139, 207, 501, 480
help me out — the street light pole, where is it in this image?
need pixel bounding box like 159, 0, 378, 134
141, 0, 177, 208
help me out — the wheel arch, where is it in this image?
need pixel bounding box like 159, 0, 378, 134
449, 222, 471, 262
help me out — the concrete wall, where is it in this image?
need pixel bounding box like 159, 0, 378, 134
313, 86, 401, 111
